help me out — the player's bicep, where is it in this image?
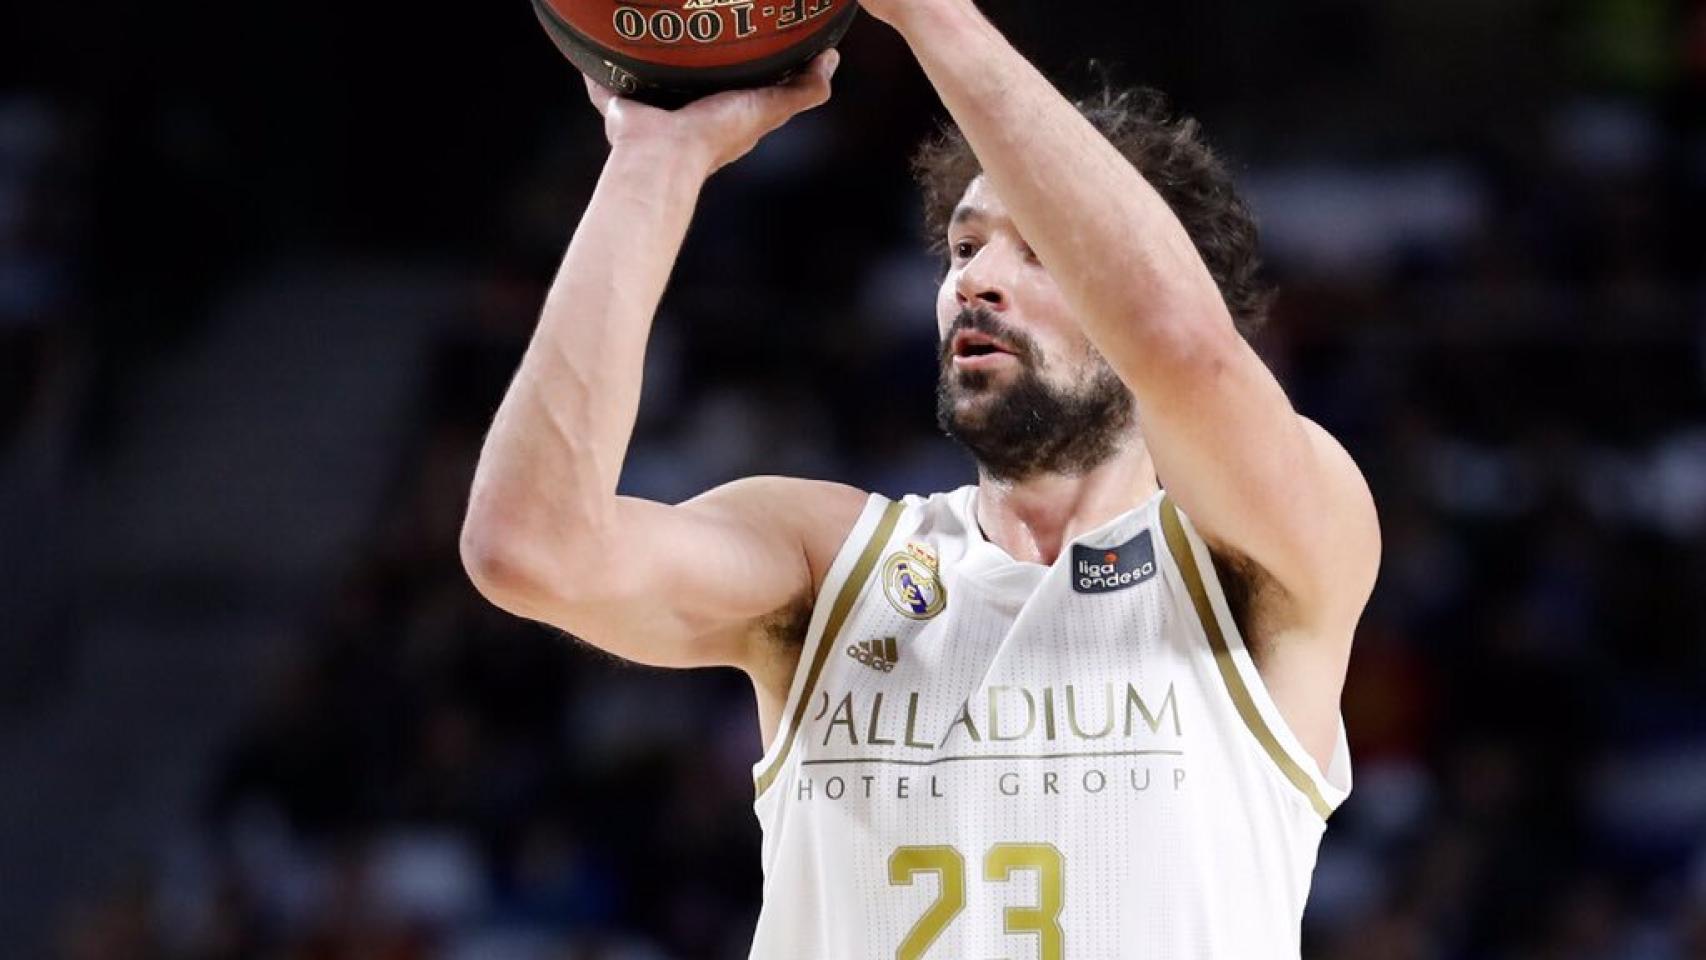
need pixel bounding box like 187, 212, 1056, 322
490, 477, 864, 671
589, 490, 813, 666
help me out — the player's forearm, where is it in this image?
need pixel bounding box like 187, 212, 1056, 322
893, 1, 1237, 366
466, 142, 708, 561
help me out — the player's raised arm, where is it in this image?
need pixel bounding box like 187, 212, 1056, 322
866, 1, 1378, 631
460, 54, 865, 678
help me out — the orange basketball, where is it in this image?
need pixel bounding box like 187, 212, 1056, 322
534, 0, 859, 107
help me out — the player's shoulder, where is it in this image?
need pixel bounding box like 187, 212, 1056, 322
1295, 415, 1381, 582
700, 475, 870, 522
884, 485, 980, 540
706, 477, 968, 527
696, 475, 873, 579
701, 478, 973, 589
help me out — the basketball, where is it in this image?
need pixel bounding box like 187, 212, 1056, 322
533, 0, 859, 107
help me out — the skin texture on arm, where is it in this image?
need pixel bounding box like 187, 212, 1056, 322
868, 0, 1379, 768
461, 55, 869, 724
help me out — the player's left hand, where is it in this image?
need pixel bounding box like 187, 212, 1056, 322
583, 50, 838, 176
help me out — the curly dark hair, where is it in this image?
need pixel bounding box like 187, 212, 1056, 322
912, 85, 1274, 338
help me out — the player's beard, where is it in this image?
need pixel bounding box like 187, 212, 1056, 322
935, 307, 1134, 483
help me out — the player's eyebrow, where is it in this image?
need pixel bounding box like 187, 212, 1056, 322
949, 205, 986, 227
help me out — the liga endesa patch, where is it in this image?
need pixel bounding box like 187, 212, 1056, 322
1071, 530, 1158, 594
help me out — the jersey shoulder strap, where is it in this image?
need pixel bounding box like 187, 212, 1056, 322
1158, 495, 1351, 819
753, 493, 905, 799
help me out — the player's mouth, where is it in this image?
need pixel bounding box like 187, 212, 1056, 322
950, 330, 1020, 370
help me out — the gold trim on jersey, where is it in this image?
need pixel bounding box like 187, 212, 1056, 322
1160, 497, 1336, 820
755, 499, 906, 799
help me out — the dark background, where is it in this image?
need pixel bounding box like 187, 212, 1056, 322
3, 0, 1705, 957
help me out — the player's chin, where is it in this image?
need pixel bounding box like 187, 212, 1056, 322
942, 370, 996, 399
940, 381, 1008, 426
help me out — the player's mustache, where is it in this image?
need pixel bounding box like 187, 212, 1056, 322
939, 307, 1036, 367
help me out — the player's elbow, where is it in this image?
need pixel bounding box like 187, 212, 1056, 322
460, 515, 529, 605
462, 475, 617, 584
459, 511, 605, 618
460, 518, 692, 663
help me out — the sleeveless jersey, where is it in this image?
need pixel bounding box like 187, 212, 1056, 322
747, 487, 1351, 960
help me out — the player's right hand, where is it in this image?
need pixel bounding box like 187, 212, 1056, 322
583, 49, 838, 176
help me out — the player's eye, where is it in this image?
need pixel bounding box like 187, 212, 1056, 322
952, 240, 979, 261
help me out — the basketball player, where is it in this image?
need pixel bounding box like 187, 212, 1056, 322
462, 0, 1380, 955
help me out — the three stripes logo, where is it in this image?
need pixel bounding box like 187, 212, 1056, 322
846, 636, 900, 673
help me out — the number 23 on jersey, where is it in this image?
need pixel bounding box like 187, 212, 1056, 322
889, 843, 1064, 960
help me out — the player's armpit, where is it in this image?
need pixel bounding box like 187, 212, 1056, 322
462, 476, 869, 674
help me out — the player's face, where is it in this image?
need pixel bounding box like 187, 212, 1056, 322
934, 177, 1099, 383
935, 176, 1134, 481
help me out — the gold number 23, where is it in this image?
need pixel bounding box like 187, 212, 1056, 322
888, 842, 1064, 960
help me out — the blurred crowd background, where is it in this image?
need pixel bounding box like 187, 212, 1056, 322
4, 0, 1706, 957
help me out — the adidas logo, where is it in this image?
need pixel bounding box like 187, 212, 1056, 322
846, 636, 899, 673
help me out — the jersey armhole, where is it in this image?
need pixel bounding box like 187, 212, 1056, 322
751, 494, 904, 800
1158, 496, 1352, 820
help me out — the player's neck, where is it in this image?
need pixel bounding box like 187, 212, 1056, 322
973, 445, 1159, 566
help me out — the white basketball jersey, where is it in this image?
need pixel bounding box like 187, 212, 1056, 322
747, 487, 1351, 960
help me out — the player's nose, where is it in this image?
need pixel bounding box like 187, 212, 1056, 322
954, 244, 1013, 312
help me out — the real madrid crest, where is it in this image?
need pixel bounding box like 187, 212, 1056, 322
882, 541, 946, 620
